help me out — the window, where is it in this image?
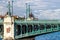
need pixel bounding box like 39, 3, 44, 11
22, 25, 26, 34
52, 24, 57, 28
6, 27, 10, 33
46, 24, 51, 29
16, 25, 21, 35
58, 24, 60, 27
34, 24, 38, 31
39, 24, 45, 30
0, 25, 3, 32
28, 25, 32, 33
0, 25, 3, 36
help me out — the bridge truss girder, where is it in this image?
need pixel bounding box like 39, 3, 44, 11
15, 23, 60, 39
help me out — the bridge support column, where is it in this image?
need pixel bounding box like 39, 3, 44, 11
3, 15, 14, 40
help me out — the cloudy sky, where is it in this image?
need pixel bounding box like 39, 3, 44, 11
0, 0, 60, 20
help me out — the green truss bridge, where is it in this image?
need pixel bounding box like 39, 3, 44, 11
14, 20, 60, 39
0, 19, 60, 40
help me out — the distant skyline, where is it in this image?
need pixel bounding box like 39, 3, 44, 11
0, 0, 60, 20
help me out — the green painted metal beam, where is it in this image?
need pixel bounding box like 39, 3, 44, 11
15, 23, 60, 39
15, 20, 60, 24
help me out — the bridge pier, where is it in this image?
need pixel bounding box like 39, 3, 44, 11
3, 37, 14, 40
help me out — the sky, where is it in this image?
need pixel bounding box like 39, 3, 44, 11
0, 0, 60, 20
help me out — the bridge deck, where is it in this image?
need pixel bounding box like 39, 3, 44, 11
15, 20, 60, 24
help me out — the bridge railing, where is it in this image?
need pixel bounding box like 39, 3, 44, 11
15, 20, 60, 24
